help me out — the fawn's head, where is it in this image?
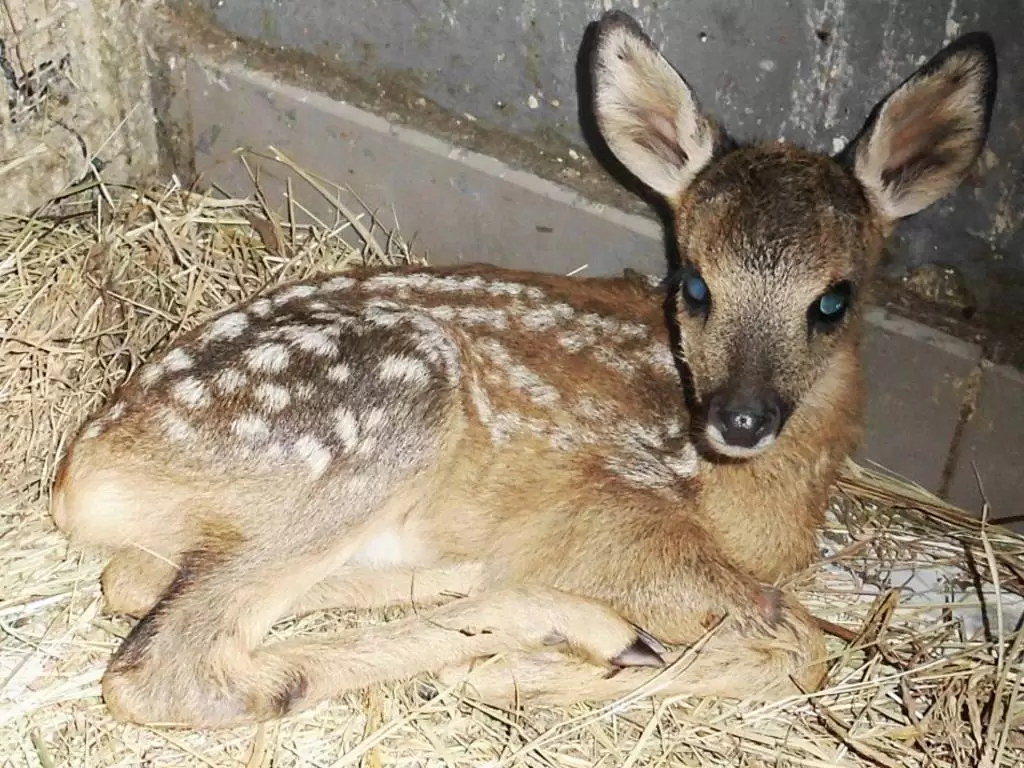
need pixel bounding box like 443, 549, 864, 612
590, 11, 996, 459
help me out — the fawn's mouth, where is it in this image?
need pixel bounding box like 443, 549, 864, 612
703, 424, 779, 459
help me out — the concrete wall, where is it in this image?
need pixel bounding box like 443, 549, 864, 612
186, 0, 1023, 336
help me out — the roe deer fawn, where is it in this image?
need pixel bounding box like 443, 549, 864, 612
51, 11, 997, 728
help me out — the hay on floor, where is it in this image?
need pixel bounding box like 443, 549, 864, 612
0, 152, 1021, 768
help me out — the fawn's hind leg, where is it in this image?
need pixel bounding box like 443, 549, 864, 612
51, 445, 193, 617
103, 550, 663, 728
100, 533, 361, 728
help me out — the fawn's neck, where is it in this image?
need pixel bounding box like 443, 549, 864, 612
697, 346, 864, 582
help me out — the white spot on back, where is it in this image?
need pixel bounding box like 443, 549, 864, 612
605, 454, 671, 489
363, 304, 404, 328
579, 313, 620, 334
293, 435, 332, 477
478, 340, 559, 405
366, 298, 403, 311
319, 321, 347, 338
204, 312, 249, 342
158, 408, 197, 443
248, 298, 273, 317
357, 407, 387, 454
313, 314, 357, 335
171, 377, 211, 408
333, 406, 360, 451
458, 275, 486, 291
139, 363, 165, 388
485, 281, 525, 297
523, 302, 575, 333
424, 305, 457, 321
327, 363, 351, 384
282, 326, 337, 356
378, 355, 431, 387
244, 343, 290, 374
558, 333, 586, 353
274, 285, 317, 305
214, 368, 247, 395
163, 348, 194, 372
254, 382, 291, 413
232, 413, 271, 442
321, 275, 357, 292
407, 315, 461, 385
457, 306, 507, 329
521, 308, 559, 331
107, 401, 127, 421
362, 274, 426, 292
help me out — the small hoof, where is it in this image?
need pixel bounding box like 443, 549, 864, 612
610, 636, 665, 669
631, 624, 668, 655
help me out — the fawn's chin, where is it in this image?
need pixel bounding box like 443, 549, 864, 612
703, 426, 778, 460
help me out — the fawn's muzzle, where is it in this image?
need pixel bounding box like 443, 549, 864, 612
705, 389, 788, 455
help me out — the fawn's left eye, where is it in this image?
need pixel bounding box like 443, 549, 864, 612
809, 281, 852, 332
682, 273, 711, 315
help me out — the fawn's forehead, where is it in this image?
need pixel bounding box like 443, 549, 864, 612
680, 146, 874, 282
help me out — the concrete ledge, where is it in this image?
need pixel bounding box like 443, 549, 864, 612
180, 56, 1022, 531
186, 59, 665, 278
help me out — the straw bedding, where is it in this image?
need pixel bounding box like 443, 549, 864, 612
1, 154, 1021, 767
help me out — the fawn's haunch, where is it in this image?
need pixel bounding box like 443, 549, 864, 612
51, 10, 997, 728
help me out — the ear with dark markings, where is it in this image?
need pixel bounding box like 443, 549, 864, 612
590, 10, 728, 200
837, 32, 998, 223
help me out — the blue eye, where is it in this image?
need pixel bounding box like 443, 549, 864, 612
818, 291, 847, 317
683, 274, 710, 308
810, 281, 853, 331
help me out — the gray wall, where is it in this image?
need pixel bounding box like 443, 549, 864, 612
188, 0, 1022, 328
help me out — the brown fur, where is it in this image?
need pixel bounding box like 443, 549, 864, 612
50, 11, 996, 728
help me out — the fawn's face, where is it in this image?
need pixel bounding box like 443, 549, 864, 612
671, 148, 880, 456
591, 11, 996, 458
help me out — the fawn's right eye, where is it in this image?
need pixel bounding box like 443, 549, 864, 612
808, 280, 853, 334
682, 272, 711, 315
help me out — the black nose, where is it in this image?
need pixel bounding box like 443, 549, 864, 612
707, 396, 782, 450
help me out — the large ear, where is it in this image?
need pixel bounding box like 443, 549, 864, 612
838, 32, 997, 223
590, 11, 727, 200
